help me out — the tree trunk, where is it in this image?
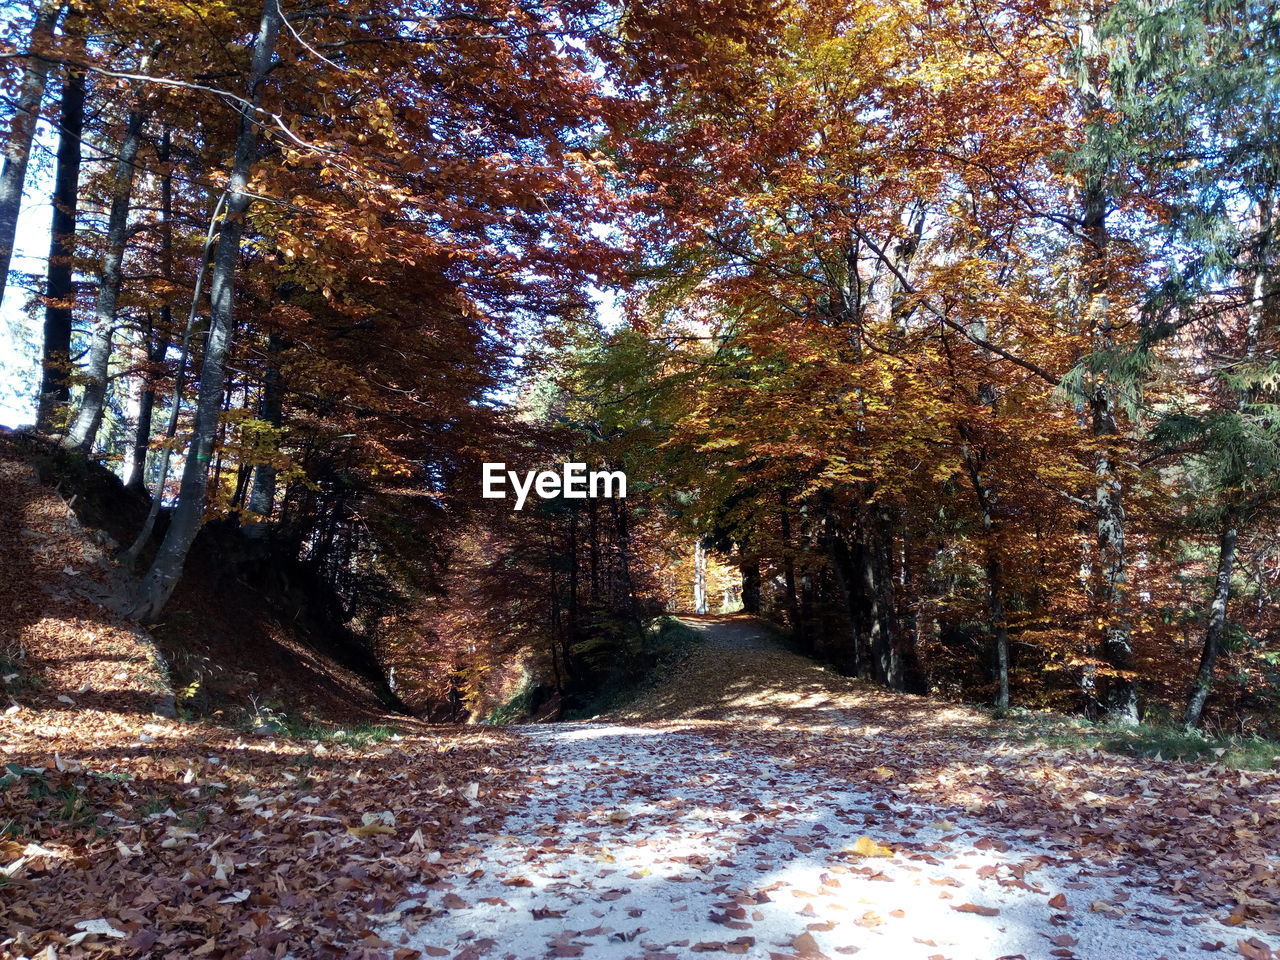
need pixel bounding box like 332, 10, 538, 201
1087, 178, 1137, 723
119, 189, 226, 567
873, 510, 904, 690
244, 330, 284, 532
36, 42, 85, 431
960, 432, 1010, 709
1185, 515, 1238, 729
693, 539, 707, 614
1094, 394, 1138, 725
779, 494, 804, 646
612, 496, 639, 626
128, 355, 159, 484
739, 541, 761, 615
126, 311, 168, 490
65, 106, 147, 451
1077, 1, 1138, 726
896, 531, 926, 693
129, 0, 283, 620
588, 496, 600, 603
986, 552, 1010, 710
0, 0, 64, 310
126, 129, 174, 492
823, 511, 868, 678
567, 506, 580, 640
548, 532, 565, 694
858, 529, 899, 689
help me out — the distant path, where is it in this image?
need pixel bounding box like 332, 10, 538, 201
679, 613, 780, 651
381, 619, 1266, 959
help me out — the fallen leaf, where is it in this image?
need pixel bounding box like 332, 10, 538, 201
847, 836, 893, 858
792, 931, 825, 956
953, 903, 1000, 917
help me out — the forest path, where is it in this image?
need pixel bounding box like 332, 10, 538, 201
602, 614, 875, 724
381, 622, 1273, 960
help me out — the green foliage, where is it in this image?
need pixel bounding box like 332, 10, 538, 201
0, 764, 95, 827
1149, 402, 1280, 497
484, 676, 540, 726
0, 650, 44, 695
237, 696, 400, 744
1005, 711, 1280, 771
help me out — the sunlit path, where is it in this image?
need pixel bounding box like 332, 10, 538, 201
383, 720, 1242, 959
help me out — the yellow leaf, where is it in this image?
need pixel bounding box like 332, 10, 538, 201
347, 823, 395, 838
847, 836, 893, 858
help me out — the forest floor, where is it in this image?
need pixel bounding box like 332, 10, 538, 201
380, 617, 1280, 960
3, 438, 1279, 960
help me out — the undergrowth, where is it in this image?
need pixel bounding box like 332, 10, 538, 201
239, 699, 401, 745
486, 677, 539, 725
561, 616, 703, 721
998, 708, 1280, 771
0, 648, 44, 696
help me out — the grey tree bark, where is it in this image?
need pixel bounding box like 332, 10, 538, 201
1090, 322, 1138, 725
0, 0, 64, 310
823, 511, 868, 678
129, 0, 283, 619
693, 539, 707, 614
119, 189, 226, 568
64, 106, 147, 451
1184, 516, 1238, 729
779, 492, 804, 647
126, 314, 168, 490
1182, 193, 1274, 726
243, 330, 284, 535
739, 547, 761, 614
859, 527, 900, 690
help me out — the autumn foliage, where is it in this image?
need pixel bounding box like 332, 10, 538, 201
0, 0, 1277, 729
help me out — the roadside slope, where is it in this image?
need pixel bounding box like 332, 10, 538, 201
0, 436, 524, 960
1, 429, 401, 727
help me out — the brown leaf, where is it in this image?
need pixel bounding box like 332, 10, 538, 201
953, 903, 1000, 917
791, 931, 826, 956
1237, 939, 1274, 960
